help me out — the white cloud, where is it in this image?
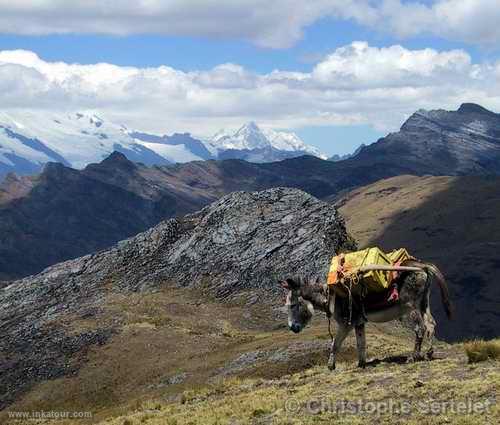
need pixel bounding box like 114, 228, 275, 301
351, 0, 500, 46
0, 0, 341, 48
0, 1, 499, 47
0, 43, 499, 135
312, 41, 472, 88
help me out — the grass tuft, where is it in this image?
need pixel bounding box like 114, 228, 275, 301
464, 338, 500, 363
251, 408, 270, 417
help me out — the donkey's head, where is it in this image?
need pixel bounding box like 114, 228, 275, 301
281, 277, 315, 333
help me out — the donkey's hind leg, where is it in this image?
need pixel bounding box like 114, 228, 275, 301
328, 322, 352, 371
423, 308, 436, 359
409, 309, 426, 362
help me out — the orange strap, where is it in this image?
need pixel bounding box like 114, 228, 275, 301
390, 260, 402, 283
328, 253, 347, 285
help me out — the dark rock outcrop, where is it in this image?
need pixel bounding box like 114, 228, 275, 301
0, 187, 352, 408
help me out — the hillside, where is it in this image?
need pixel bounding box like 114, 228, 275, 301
97, 338, 498, 425
337, 175, 500, 341
0, 153, 213, 280
6, 308, 499, 425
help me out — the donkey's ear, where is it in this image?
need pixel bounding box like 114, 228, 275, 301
284, 277, 299, 289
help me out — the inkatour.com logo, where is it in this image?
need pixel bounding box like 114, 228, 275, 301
7, 410, 93, 420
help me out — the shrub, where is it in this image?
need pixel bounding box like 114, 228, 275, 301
464, 339, 500, 363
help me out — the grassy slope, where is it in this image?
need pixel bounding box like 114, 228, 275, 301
336, 175, 461, 250
2, 285, 498, 425
99, 345, 499, 425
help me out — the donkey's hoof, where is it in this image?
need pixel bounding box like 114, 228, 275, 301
327, 359, 336, 371
407, 354, 424, 363
426, 349, 434, 360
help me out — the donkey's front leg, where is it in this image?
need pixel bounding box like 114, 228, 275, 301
355, 323, 367, 368
328, 322, 352, 371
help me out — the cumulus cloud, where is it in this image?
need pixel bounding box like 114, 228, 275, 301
0, 1, 499, 47
312, 41, 472, 88
0, 43, 499, 135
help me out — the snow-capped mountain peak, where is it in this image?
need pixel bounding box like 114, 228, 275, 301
209, 122, 327, 159
211, 121, 268, 151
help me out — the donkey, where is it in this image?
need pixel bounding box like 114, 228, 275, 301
281, 259, 453, 370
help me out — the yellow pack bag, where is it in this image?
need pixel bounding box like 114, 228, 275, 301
327, 247, 393, 296
386, 248, 413, 265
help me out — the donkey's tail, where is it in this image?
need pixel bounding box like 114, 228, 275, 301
422, 262, 454, 319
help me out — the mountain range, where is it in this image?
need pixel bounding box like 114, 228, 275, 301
0, 153, 341, 280
0, 112, 325, 178
2, 103, 500, 281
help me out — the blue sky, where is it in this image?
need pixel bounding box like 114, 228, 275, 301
0, 1, 499, 156
0, 16, 491, 72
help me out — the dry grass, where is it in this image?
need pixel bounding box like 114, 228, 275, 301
464, 339, 500, 363
2, 284, 498, 425
99, 348, 499, 425
1, 287, 268, 421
